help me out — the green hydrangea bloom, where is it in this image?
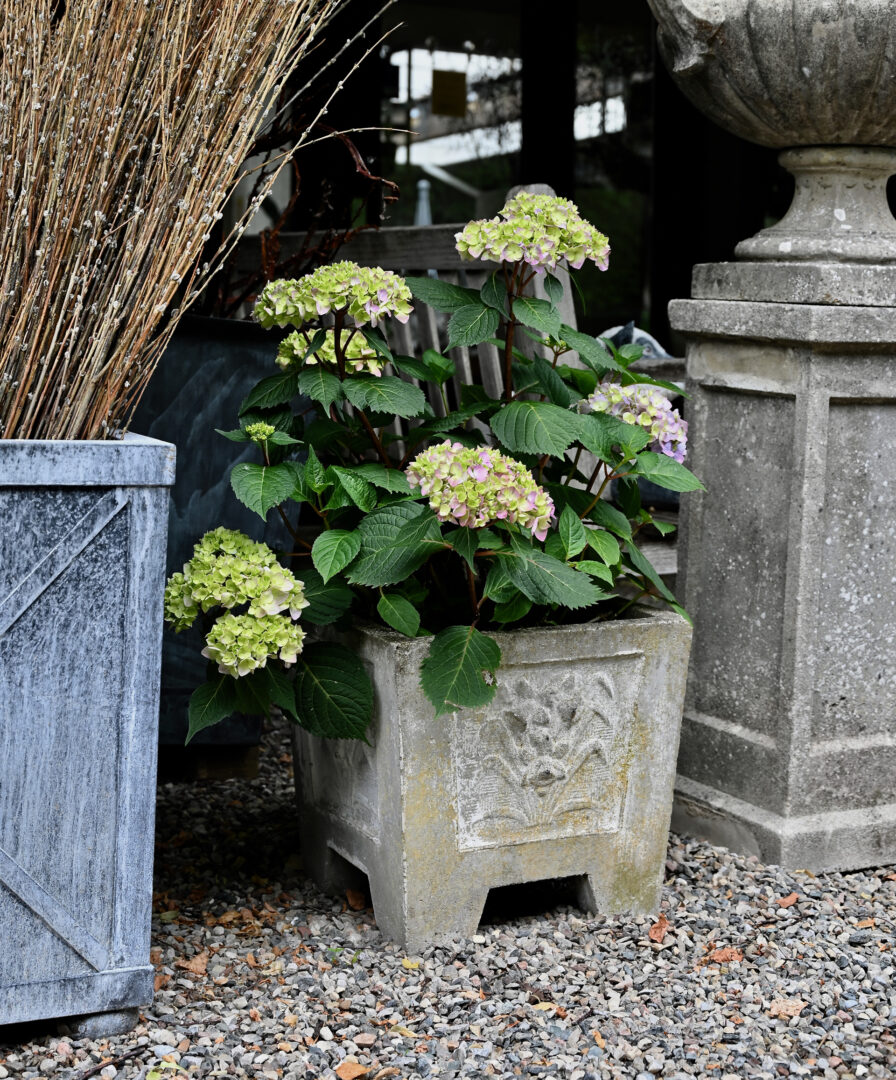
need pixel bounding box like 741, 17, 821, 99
202, 612, 306, 678
276, 328, 386, 377
244, 421, 276, 443
455, 191, 610, 273
255, 261, 413, 331
163, 528, 308, 630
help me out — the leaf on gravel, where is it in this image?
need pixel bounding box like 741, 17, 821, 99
335, 1064, 369, 1080
768, 998, 807, 1018
776, 892, 799, 908
175, 951, 209, 976
389, 1025, 416, 1038
532, 1001, 559, 1011
345, 889, 366, 911
855, 917, 875, 928
648, 913, 671, 943
401, 957, 420, 969
593, 1031, 606, 1049
699, 945, 744, 966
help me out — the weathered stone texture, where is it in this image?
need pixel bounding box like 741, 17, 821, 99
0, 434, 174, 1030
293, 612, 691, 950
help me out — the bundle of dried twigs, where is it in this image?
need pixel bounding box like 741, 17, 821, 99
0, 0, 348, 439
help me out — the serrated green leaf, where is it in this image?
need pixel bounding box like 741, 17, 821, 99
420, 626, 502, 716
490, 400, 578, 457
499, 533, 603, 609
260, 665, 299, 721
445, 527, 478, 572
304, 445, 329, 494
588, 529, 621, 565
576, 412, 651, 462
239, 404, 294, 433
360, 326, 394, 363
414, 399, 500, 437
558, 505, 588, 558
330, 467, 377, 512
575, 560, 615, 585
405, 275, 480, 312
422, 348, 456, 383
267, 430, 301, 446
343, 374, 426, 418
299, 566, 354, 625
392, 354, 433, 380
653, 519, 677, 536
216, 428, 251, 443
230, 462, 297, 519
239, 371, 300, 414
531, 357, 578, 407
352, 464, 413, 494
347, 502, 437, 587
543, 272, 564, 310
483, 559, 517, 603
623, 540, 677, 604
618, 343, 644, 363
558, 326, 627, 375
491, 593, 532, 625
298, 367, 344, 413
446, 304, 500, 349
311, 529, 363, 583
632, 452, 705, 492
377, 593, 421, 637
480, 272, 508, 314
186, 677, 238, 744
295, 642, 373, 739
544, 532, 566, 561
588, 499, 633, 540
512, 296, 561, 338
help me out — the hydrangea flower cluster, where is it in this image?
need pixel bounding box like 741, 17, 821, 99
244, 421, 276, 443
578, 382, 688, 462
455, 192, 610, 273
255, 261, 413, 330
163, 528, 308, 631
276, 328, 386, 377
201, 612, 306, 679
406, 441, 555, 541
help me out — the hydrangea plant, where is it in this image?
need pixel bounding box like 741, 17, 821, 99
166, 195, 702, 741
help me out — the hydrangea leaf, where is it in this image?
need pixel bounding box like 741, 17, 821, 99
558, 505, 588, 559
343, 375, 426, 418
491, 593, 532, 625
294, 642, 373, 740
444, 527, 478, 572
352, 464, 413, 494
230, 462, 297, 519
377, 593, 421, 637
588, 499, 633, 540
576, 412, 650, 462
489, 400, 578, 457
480, 272, 508, 315
239, 371, 300, 414
575, 560, 615, 586
330, 467, 377, 512
216, 428, 251, 443
446, 303, 500, 349
346, 503, 438, 587
622, 540, 678, 605
186, 676, 238, 744
420, 626, 502, 716
499, 533, 603, 609
304, 445, 329, 494
298, 367, 344, 413
531, 356, 578, 407
558, 326, 627, 375
632, 452, 705, 492
588, 529, 621, 566
299, 567, 354, 625
512, 296, 561, 338
404, 275, 480, 312
543, 272, 565, 309
311, 529, 363, 583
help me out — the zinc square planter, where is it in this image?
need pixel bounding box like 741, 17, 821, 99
293, 609, 692, 950
0, 434, 175, 1034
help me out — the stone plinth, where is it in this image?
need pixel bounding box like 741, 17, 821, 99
670, 267, 896, 870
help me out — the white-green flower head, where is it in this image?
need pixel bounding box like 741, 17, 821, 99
202, 612, 306, 678
244, 421, 276, 443
254, 262, 413, 331
577, 381, 688, 463
163, 527, 309, 632
276, 328, 386, 377
406, 440, 555, 541
455, 192, 610, 274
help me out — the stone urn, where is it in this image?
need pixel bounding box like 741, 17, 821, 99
647, 0, 896, 262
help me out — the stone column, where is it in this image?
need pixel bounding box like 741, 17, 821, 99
647, 0, 896, 869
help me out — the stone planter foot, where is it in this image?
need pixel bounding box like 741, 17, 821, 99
58, 1008, 139, 1039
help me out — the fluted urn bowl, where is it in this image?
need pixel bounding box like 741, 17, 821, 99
647, 0, 896, 149
648, 0, 896, 262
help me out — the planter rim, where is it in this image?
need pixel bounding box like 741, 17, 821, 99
0, 431, 176, 487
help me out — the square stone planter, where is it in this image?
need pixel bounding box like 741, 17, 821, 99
0, 434, 175, 1034
293, 609, 692, 950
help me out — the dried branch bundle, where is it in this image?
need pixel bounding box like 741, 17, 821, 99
0, 0, 345, 439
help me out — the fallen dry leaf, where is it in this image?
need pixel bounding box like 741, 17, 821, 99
346, 889, 366, 911
884, 873, 896, 882
649, 914, 671, 943
175, 951, 209, 976
335, 1064, 368, 1080
149, 948, 162, 966
245, 953, 258, 968
283, 1013, 298, 1027
856, 918, 875, 929
389, 1025, 416, 1038
248, 1008, 261, 1022
177, 1040, 190, 1053
700, 946, 744, 966
593, 1031, 605, 1049
277, 1042, 293, 1053
372, 1070, 400, 1079
776, 892, 799, 908
153, 973, 171, 992
401, 958, 420, 970
769, 998, 807, 1019
532, 1001, 558, 1011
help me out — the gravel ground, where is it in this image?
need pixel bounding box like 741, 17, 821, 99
2, 718, 895, 1080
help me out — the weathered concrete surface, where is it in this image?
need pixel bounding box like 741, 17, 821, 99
692, 261, 896, 308
0, 434, 174, 1031
647, 0, 896, 149
293, 612, 692, 950
672, 294, 896, 871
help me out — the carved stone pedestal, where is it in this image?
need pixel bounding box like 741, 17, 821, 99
293, 612, 691, 950
670, 271, 896, 870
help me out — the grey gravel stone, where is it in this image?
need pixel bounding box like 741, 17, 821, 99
1, 716, 894, 1079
